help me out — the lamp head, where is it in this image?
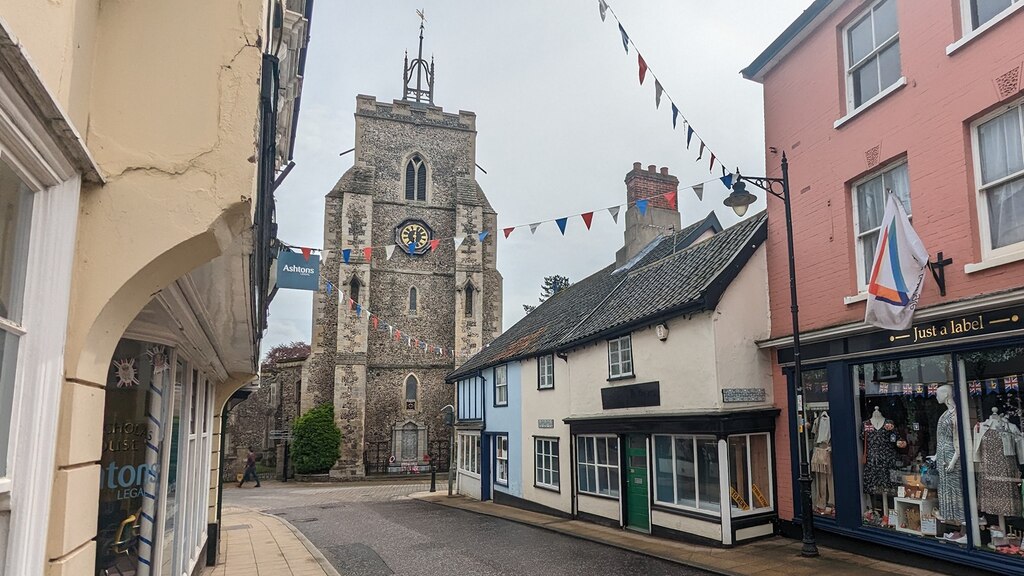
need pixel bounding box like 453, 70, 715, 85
723, 180, 757, 217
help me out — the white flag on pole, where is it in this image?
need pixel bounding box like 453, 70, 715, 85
864, 192, 929, 331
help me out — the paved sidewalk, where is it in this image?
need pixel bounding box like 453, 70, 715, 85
204, 506, 340, 576
410, 491, 940, 576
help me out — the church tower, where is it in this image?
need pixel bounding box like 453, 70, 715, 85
302, 19, 502, 479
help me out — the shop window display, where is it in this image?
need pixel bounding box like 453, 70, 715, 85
854, 354, 965, 543
801, 368, 834, 517
962, 345, 1024, 557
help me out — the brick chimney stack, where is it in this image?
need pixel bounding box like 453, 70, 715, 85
615, 163, 682, 267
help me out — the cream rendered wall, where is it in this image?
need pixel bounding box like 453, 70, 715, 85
0, 0, 100, 128
650, 509, 721, 541
457, 472, 481, 500
519, 357, 571, 513
577, 494, 619, 522
713, 245, 773, 407
12, 0, 273, 569
567, 316, 718, 417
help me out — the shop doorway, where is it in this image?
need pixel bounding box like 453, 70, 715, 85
625, 434, 650, 533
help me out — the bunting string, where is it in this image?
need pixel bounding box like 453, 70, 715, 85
596, 0, 735, 177
278, 172, 731, 259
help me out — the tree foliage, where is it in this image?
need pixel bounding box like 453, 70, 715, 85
523, 275, 572, 314
291, 403, 341, 474
262, 341, 310, 369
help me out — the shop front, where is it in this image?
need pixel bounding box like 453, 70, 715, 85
565, 411, 779, 546
96, 337, 216, 576
777, 304, 1024, 574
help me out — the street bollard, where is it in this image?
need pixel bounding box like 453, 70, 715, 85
429, 458, 436, 492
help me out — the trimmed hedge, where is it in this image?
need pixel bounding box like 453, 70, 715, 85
291, 403, 341, 474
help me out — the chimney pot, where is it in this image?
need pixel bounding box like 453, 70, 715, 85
633, 162, 642, 171
648, 164, 656, 173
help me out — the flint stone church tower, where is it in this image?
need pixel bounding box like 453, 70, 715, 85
302, 23, 502, 479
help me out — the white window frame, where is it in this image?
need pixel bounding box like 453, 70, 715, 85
577, 435, 620, 498
607, 335, 633, 379
842, 0, 901, 113
727, 433, 775, 517
851, 160, 911, 291
494, 364, 508, 407
949, 0, 1024, 54
458, 432, 481, 478
971, 97, 1024, 265
538, 354, 554, 390
535, 437, 560, 491
495, 435, 509, 486
0, 65, 83, 576
653, 434, 722, 516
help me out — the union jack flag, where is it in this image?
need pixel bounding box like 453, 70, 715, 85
1005, 375, 1020, 392
878, 382, 889, 395
969, 380, 983, 396
984, 378, 1002, 395
902, 383, 914, 396
927, 383, 938, 397
821, 382, 829, 394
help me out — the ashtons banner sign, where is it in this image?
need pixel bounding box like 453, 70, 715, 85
277, 250, 320, 291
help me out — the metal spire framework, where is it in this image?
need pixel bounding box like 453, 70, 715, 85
403, 9, 435, 103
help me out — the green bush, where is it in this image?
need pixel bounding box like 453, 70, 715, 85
291, 403, 341, 474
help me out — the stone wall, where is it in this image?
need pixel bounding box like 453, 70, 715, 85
225, 358, 304, 474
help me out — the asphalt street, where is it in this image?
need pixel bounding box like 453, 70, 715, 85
225, 482, 712, 576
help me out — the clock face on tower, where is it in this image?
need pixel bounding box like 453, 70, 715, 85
395, 219, 434, 255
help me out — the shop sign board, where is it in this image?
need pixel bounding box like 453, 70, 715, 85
276, 250, 320, 291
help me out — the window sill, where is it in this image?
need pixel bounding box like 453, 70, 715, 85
834, 77, 907, 129
607, 374, 636, 383
947, 3, 1024, 56
535, 483, 561, 494
843, 292, 868, 305
965, 250, 1024, 274
537, 385, 555, 391
493, 403, 508, 408
457, 470, 481, 479
651, 503, 721, 521
578, 491, 620, 501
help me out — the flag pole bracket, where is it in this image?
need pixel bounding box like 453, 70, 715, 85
927, 251, 952, 297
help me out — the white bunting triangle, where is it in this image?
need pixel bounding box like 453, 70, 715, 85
385, 245, 396, 260
530, 223, 541, 234
321, 249, 331, 262
693, 184, 704, 201
608, 206, 621, 223
598, 0, 608, 21
454, 236, 466, 250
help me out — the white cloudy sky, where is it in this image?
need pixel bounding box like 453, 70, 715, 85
262, 0, 811, 356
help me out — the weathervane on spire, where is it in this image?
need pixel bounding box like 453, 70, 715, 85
403, 8, 435, 104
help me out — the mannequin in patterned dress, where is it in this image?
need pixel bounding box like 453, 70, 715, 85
932, 384, 965, 539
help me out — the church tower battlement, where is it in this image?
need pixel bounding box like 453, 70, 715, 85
302, 19, 501, 479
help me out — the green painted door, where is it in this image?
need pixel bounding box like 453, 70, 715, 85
625, 434, 650, 532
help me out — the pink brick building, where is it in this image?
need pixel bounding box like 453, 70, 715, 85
744, 0, 1024, 571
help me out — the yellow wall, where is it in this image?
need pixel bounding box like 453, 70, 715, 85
0, 0, 271, 568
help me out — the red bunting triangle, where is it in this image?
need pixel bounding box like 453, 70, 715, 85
429, 239, 440, 252
664, 192, 677, 210
301, 247, 312, 261
581, 212, 594, 230
638, 54, 648, 85
349, 298, 355, 311
372, 315, 379, 329
395, 330, 401, 341
363, 247, 373, 262
503, 227, 515, 238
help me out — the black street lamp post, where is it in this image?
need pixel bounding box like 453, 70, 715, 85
724, 153, 818, 557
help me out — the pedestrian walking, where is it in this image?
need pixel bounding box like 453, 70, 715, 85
238, 447, 261, 487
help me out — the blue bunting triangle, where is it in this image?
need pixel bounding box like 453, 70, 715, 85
686, 126, 694, 149
342, 249, 351, 264
637, 199, 648, 216
326, 282, 333, 295
720, 173, 734, 189
556, 217, 568, 235
478, 230, 489, 242
618, 24, 629, 53
408, 242, 416, 254
672, 104, 679, 129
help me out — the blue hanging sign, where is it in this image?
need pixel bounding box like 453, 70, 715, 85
277, 250, 320, 291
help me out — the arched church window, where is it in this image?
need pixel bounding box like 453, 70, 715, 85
349, 277, 360, 306
464, 283, 475, 317
405, 374, 418, 410
405, 155, 427, 201
409, 287, 418, 315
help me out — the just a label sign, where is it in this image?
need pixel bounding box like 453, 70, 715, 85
277, 250, 320, 291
